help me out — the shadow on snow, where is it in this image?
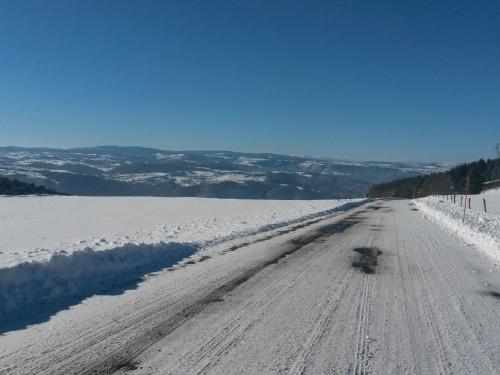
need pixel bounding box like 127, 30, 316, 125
0, 242, 198, 334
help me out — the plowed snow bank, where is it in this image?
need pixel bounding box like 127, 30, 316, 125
0, 242, 197, 316
414, 196, 500, 266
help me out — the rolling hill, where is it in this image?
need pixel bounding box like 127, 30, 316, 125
0, 146, 447, 199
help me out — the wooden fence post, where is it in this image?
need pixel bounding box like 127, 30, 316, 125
463, 175, 470, 222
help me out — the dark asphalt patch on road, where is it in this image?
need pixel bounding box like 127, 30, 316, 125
352, 247, 383, 274
222, 213, 352, 254
288, 220, 358, 249
114, 360, 139, 371
318, 220, 360, 235
484, 290, 500, 299
364, 205, 393, 213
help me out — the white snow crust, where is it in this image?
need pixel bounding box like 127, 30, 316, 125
414, 189, 500, 266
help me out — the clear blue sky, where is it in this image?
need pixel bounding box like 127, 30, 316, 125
0, 0, 498, 162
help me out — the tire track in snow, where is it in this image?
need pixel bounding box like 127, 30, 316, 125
392, 217, 419, 373
351, 272, 374, 375
166, 215, 364, 374
405, 241, 452, 374
413, 222, 499, 373
165, 263, 316, 374
288, 269, 354, 375
350, 207, 383, 375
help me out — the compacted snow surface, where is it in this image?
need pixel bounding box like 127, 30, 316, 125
0, 196, 361, 321
414, 188, 500, 265
2, 199, 499, 374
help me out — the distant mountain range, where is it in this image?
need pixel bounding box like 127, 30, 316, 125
0, 146, 448, 199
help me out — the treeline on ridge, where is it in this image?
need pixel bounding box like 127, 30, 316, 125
0, 175, 63, 196
368, 158, 500, 198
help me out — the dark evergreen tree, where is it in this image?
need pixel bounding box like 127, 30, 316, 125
0, 176, 64, 195
368, 157, 500, 198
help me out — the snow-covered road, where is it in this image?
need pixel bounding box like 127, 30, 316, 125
1, 199, 499, 374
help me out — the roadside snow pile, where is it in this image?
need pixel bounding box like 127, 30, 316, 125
0, 242, 196, 315
0, 196, 364, 320
414, 194, 500, 265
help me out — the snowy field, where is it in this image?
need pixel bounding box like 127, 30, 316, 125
0, 196, 363, 322
430, 189, 500, 215
414, 188, 500, 265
